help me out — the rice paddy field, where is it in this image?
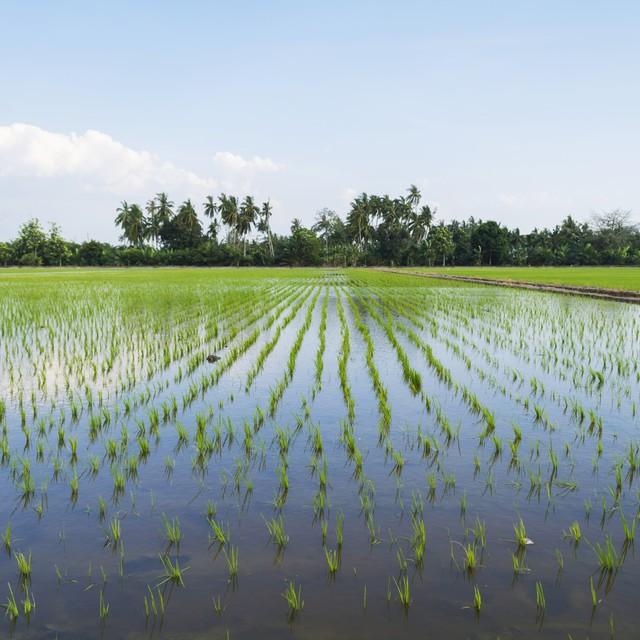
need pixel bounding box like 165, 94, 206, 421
1, 267, 640, 638
411, 266, 640, 291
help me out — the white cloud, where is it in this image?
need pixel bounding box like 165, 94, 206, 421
213, 151, 283, 173
0, 123, 217, 193
0, 123, 285, 198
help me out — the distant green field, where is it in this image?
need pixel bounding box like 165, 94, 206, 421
410, 266, 640, 291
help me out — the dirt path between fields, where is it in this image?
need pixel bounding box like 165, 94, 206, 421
376, 268, 640, 304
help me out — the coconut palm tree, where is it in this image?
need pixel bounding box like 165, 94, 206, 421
145, 197, 162, 248
312, 208, 336, 261
203, 195, 220, 240
258, 200, 274, 258
115, 200, 131, 240
115, 201, 146, 246
346, 193, 372, 249
155, 192, 174, 226
238, 196, 259, 256
406, 184, 421, 211
218, 193, 239, 246
177, 199, 199, 233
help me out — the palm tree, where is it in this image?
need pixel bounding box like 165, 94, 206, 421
258, 200, 274, 258
155, 192, 174, 226
312, 208, 336, 261
127, 204, 146, 247
178, 199, 199, 233
145, 197, 161, 248
406, 184, 421, 211
218, 193, 239, 246
115, 201, 146, 246
404, 185, 434, 245
346, 193, 371, 249
238, 196, 259, 256
115, 200, 131, 241
203, 195, 220, 241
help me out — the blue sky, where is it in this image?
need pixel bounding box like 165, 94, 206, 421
1, 1, 639, 241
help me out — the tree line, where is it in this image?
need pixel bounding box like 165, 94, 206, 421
1, 186, 638, 267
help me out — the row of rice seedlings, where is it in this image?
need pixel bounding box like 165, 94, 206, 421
344, 291, 391, 437
267, 288, 321, 417
313, 288, 329, 394
245, 285, 316, 391
352, 289, 422, 395
334, 288, 355, 422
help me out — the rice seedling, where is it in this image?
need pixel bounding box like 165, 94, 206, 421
563, 521, 582, 544
162, 515, 182, 547
15, 552, 32, 580
592, 535, 620, 573
462, 543, 478, 573
336, 511, 344, 548
513, 518, 531, 548
158, 554, 188, 587
590, 576, 600, 608
473, 585, 482, 613
620, 511, 637, 542
223, 546, 239, 579
3, 583, 18, 622
265, 515, 289, 549
282, 580, 304, 620
144, 584, 165, 618
393, 575, 411, 610
106, 518, 121, 549
21, 586, 35, 619
324, 548, 340, 574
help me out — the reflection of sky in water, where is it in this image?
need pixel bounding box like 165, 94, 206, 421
0, 276, 639, 638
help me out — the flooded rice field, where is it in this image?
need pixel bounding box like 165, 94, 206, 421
0, 267, 639, 639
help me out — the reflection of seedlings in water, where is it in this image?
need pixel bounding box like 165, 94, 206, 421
98, 589, 109, 621
2, 524, 11, 553
535, 581, 546, 626
512, 551, 530, 578
212, 594, 225, 616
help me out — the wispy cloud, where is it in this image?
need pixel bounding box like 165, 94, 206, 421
213, 151, 283, 174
